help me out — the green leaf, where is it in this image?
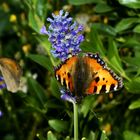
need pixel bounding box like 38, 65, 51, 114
45, 100, 64, 109
88, 131, 96, 140
90, 28, 106, 57
65, 136, 71, 140
107, 38, 130, 81
35, 0, 48, 20
95, 3, 113, 13
115, 18, 140, 32
80, 40, 96, 53
37, 134, 46, 140
25, 0, 44, 33
108, 38, 124, 74
28, 77, 47, 107
25, 96, 47, 113
129, 99, 140, 110
122, 56, 140, 68
81, 96, 96, 117
47, 131, 57, 140
48, 119, 69, 133
123, 130, 140, 140
133, 24, 140, 33
100, 131, 109, 140
120, 37, 140, 48
118, 0, 140, 9
125, 77, 140, 93
81, 137, 87, 140
68, 0, 103, 5
92, 23, 116, 36
3, 134, 15, 140
0, 10, 10, 36
28, 54, 53, 72
28, 11, 42, 33
36, 36, 56, 66
50, 78, 60, 98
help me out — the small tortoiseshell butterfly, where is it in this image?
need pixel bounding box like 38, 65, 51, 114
55, 53, 123, 101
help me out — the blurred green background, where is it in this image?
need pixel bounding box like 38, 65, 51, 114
1, 0, 140, 140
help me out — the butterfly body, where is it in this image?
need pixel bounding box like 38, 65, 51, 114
55, 53, 123, 100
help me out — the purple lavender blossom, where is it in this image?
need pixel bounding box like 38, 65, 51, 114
40, 10, 84, 61
0, 76, 6, 89
60, 89, 76, 103
0, 110, 3, 117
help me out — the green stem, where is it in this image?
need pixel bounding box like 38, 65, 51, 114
73, 102, 78, 140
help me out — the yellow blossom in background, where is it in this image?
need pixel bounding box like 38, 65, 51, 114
102, 123, 112, 134
22, 44, 31, 54
9, 14, 17, 23
2, 2, 9, 12
103, 16, 108, 24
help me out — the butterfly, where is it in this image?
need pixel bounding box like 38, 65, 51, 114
55, 53, 123, 101
0, 58, 22, 93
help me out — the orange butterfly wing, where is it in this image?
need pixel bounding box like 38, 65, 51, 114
84, 53, 123, 94
55, 56, 78, 93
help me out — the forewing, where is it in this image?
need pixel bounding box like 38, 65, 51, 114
84, 53, 123, 94
55, 56, 78, 93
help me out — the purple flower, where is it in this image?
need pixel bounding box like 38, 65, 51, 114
40, 25, 48, 34
0, 76, 6, 89
0, 110, 3, 117
60, 89, 76, 103
40, 10, 84, 61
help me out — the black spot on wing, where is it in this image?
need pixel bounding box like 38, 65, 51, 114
68, 82, 71, 89
110, 84, 115, 91
57, 74, 61, 82
63, 78, 67, 87
67, 72, 71, 78
93, 86, 97, 93
100, 85, 106, 93
95, 77, 100, 83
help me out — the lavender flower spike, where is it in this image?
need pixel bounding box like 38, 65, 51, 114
40, 10, 84, 61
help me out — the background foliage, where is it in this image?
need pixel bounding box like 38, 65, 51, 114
0, 0, 140, 140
